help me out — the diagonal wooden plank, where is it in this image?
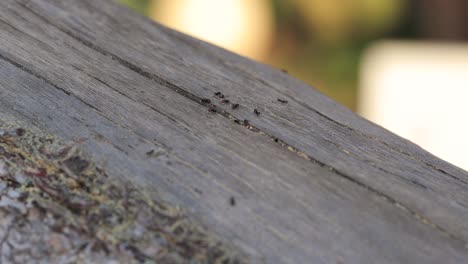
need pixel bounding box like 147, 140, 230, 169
2, 44, 468, 263
0, 0, 467, 263
17, 0, 468, 244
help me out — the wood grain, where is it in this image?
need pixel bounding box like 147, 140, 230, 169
1, 0, 468, 263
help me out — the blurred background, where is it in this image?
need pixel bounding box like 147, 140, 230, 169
119, 0, 468, 171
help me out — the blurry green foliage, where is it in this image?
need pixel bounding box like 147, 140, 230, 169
119, 0, 150, 15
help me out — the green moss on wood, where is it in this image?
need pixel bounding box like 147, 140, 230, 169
0, 121, 244, 263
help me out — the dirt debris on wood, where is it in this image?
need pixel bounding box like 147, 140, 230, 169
0, 121, 244, 264
229, 197, 236, 207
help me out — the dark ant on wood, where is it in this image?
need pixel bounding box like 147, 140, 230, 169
229, 196, 236, 206
254, 109, 261, 116
231, 103, 239, 109
277, 99, 288, 104
234, 119, 249, 126
201, 98, 211, 104
16, 128, 26, 137
221, 99, 230, 104
208, 107, 217, 113
214, 92, 225, 98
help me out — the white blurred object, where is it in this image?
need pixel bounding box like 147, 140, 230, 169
150, 0, 274, 60
359, 41, 468, 171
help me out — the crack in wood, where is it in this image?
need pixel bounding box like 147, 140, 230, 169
228, 64, 468, 186
19, 0, 466, 188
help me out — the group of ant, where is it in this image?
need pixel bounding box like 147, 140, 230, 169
201, 91, 288, 124
200, 91, 289, 207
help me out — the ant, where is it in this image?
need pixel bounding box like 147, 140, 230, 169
214, 92, 225, 98
229, 196, 236, 206
15, 128, 26, 136
208, 107, 217, 113
201, 98, 211, 104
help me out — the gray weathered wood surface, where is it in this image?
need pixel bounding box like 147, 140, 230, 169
1, 0, 468, 263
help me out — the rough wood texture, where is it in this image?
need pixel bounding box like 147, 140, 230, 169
0, 123, 243, 263
1, 0, 468, 263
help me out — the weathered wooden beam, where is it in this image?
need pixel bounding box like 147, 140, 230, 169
1, 0, 468, 263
